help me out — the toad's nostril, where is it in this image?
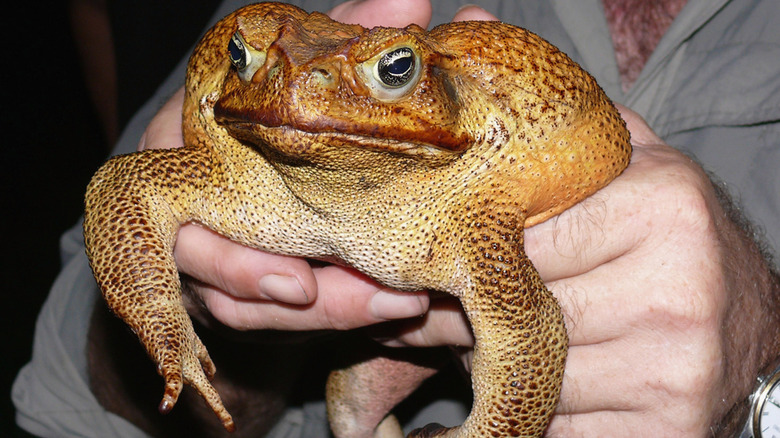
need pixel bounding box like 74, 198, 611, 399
313, 67, 333, 83
310, 63, 347, 90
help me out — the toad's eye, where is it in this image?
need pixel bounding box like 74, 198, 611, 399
228, 32, 250, 70
359, 46, 421, 101
227, 32, 266, 81
375, 47, 416, 88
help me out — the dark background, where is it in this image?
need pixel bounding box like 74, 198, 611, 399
3, 1, 218, 434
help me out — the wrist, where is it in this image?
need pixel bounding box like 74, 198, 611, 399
714, 351, 780, 437
739, 360, 780, 438
716, 270, 780, 437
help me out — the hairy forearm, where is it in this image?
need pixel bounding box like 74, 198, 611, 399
710, 178, 780, 436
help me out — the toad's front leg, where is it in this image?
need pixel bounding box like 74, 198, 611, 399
83, 147, 235, 431
411, 211, 568, 438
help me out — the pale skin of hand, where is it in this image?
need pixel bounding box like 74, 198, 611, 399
139, 1, 780, 435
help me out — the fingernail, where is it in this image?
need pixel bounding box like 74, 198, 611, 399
454, 4, 496, 21
456, 3, 478, 13
370, 290, 426, 320
258, 275, 308, 304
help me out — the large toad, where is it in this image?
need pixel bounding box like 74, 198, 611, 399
84, 3, 631, 437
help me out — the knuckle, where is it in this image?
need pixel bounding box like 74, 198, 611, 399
643, 279, 723, 341
661, 343, 721, 398
321, 292, 359, 331
638, 161, 726, 329
647, 160, 716, 238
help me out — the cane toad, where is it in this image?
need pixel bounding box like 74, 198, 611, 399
84, 3, 631, 437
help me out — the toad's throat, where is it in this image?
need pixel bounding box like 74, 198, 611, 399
214, 102, 472, 154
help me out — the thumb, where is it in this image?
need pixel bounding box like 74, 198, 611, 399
328, 0, 432, 28
614, 103, 664, 146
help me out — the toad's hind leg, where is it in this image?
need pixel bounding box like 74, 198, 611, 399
410, 212, 567, 438
83, 147, 234, 431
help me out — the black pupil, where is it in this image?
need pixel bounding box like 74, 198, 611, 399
378, 48, 414, 87
228, 35, 247, 69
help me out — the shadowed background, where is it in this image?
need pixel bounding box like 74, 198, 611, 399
2, 1, 218, 434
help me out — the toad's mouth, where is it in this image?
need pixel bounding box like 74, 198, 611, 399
213, 99, 472, 158
223, 121, 468, 161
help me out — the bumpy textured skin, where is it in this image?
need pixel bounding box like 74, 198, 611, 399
83, 3, 631, 437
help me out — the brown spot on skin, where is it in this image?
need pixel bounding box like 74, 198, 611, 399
84, 3, 630, 437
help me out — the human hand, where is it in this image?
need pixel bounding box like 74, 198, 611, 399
527, 104, 779, 436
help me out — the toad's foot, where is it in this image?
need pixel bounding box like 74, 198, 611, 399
156, 320, 235, 432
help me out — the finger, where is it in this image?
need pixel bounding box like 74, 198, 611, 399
371, 296, 474, 348
174, 223, 316, 305
138, 88, 185, 151
523, 167, 643, 284
554, 326, 701, 416
452, 5, 498, 22
547, 411, 653, 437
551, 333, 717, 434
614, 103, 665, 146
193, 264, 429, 331
556, 341, 647, 416
328, 0, 432, 28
